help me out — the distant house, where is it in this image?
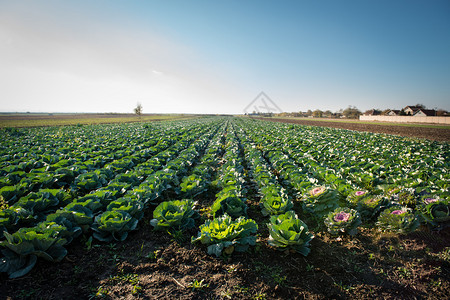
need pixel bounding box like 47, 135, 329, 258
403, 106, 422, 115
387, 109, 400, 116
413, 109, 436, 117
363, 109, 381, 116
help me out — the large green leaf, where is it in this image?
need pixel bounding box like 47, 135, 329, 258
192, 214, 257, 257
150, 199, 198, 231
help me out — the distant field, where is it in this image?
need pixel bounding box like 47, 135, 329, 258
264, 116, 450, 129
1, 117, 448, 299
0, 113, 197, 127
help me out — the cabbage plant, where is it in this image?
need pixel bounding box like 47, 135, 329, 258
107, 197, 145, 220
192, 214, 258, 257
13, 189, 71, 217
73, 172, 108, 193
91, 210, 138, 242
376, 206, 419, 234
179, 174, 208, 197
260, 191, 293, 216
267, 211, 314, 256
302, 186, 340, 219
211, 194, 247, 218
0, 207, 36, 237
37, 217, 82, 244
0, 208, 19, 238
346, 190, 370, 207
76, 190, 115, 208
392, 188, 418, 209
417, 197, 449, 228
71, 198, 104, 214
356, 195, 388, 221
0, 226, 68, 278
324, 207, 361, 236
47, 204, 94, 228
150, 199, 199, 231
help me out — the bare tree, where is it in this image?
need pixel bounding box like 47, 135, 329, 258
134, 102, 143, 116
415, 103, 426, 109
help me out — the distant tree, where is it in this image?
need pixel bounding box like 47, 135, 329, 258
399, 109, 407, 116
323, 110, 333, 117
343, 106, 361, 119
312, 109, 323, 118
306, 109, 313, 117
134, 103, 143, 116
415, 103, 426, 109
437, 109, 448, 116
381, 109, 391, 116
334, 109, 344, 118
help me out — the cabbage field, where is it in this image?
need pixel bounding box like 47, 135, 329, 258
1, 117, 449, 299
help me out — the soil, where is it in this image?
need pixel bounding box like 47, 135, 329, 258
0, 113, 194, 128
1, 119, 449, 299
254, 117, 450, 142
0, 114, 139, 121
1, 197, 449, 300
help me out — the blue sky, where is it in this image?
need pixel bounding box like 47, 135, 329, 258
0, 0, 449, 114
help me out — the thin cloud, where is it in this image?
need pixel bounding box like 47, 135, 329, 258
0, 2, 247, 113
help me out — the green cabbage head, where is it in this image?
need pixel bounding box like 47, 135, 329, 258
91, 210, 138, 242
418, 197, 449, 228
267, 211, 314, 256
0, 226, 68, 278
192, 214, 258, 257
150, 199, 199, 231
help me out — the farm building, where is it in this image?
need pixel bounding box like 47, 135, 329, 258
387, 109, 400, 116
363, 109, 381, 116
403, 105, 423, 115
413, 109, 437, 117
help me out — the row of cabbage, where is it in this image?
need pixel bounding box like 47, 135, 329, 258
0, 121, 203, 238
150, 123, 257, 257
151, 122, 312, 257
0, 123, 185, 202
0, 118, 223, 278
191, 123, 259, 257
236, 126, 314, 254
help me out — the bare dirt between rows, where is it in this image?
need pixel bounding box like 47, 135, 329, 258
254, 117, 450, 142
